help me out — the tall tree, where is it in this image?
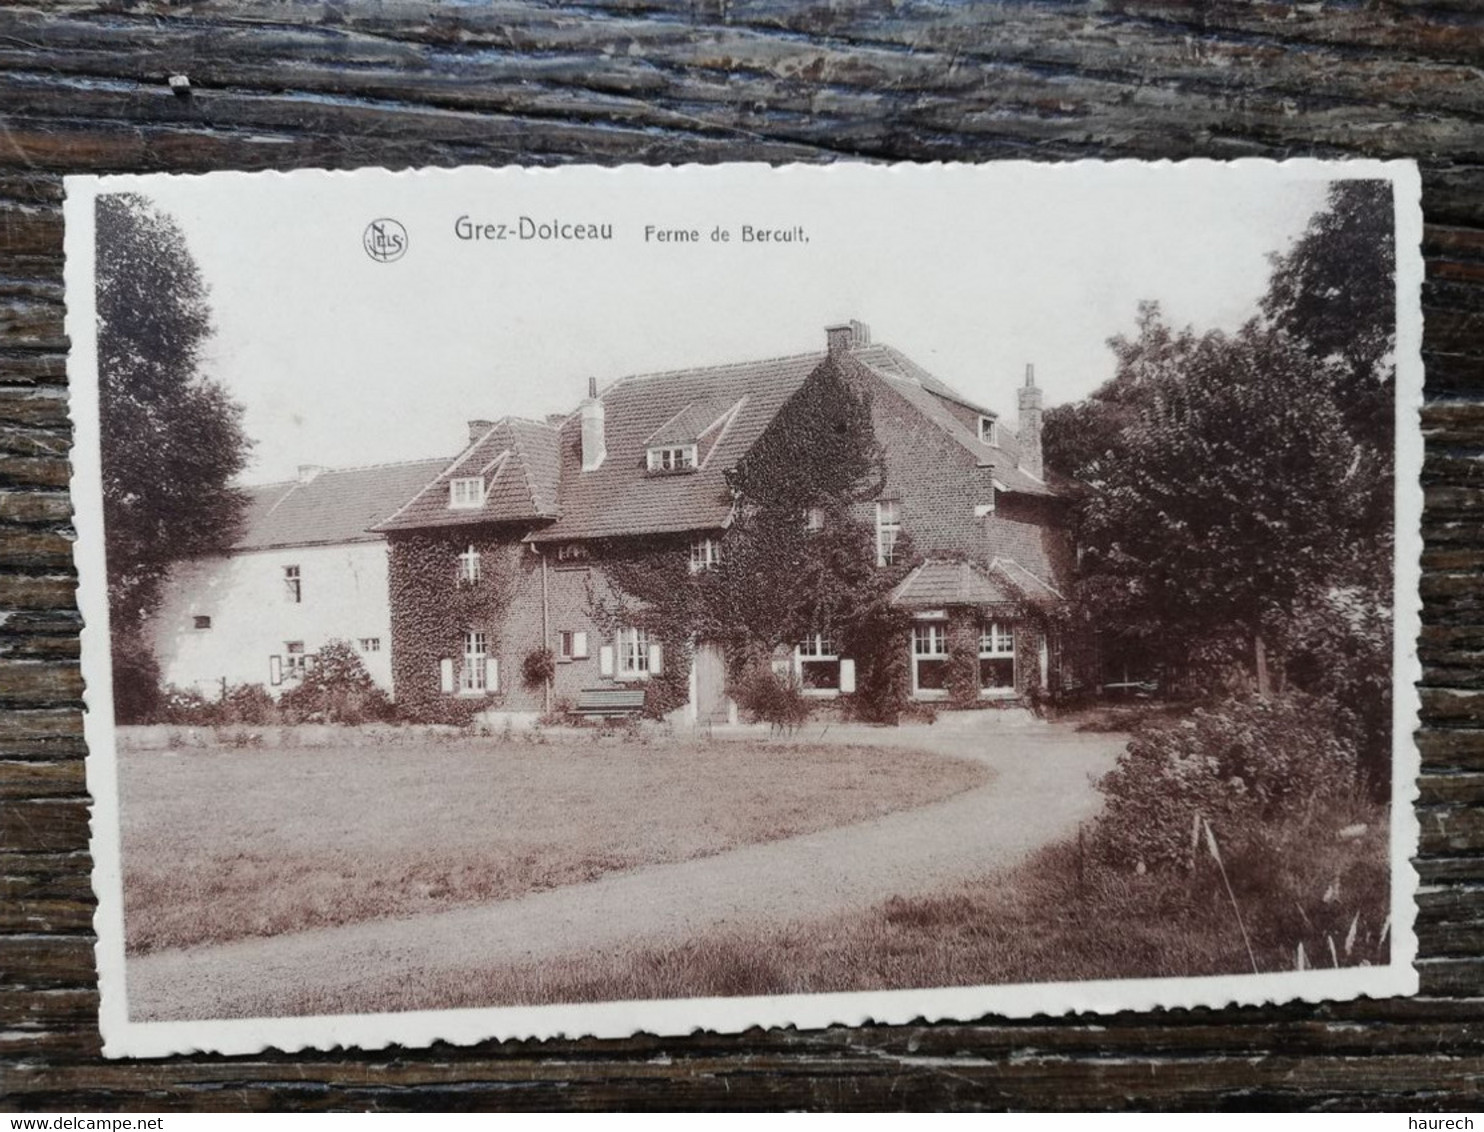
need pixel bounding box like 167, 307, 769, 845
1075, 314, 1365, 689
95, 193, 252, 718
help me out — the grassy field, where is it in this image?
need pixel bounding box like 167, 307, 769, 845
282, 817, 1391, 1017
118, 730, 987, 955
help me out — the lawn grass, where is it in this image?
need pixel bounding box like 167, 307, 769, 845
286, 821, 1391, 1017
118, 729, 987, 955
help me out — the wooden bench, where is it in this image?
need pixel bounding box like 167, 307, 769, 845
572, 686, 647, 719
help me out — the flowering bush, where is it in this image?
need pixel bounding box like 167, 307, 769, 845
1092, 691, 1363, 872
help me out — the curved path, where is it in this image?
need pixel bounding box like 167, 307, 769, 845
127, 714, 1125, 1021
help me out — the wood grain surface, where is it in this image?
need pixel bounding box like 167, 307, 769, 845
1, 0, 1481, 1112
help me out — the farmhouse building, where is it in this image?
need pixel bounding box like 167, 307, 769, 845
147, 457, 448, 699
375, 321, 1076, 723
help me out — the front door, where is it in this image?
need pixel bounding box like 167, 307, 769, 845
694, 643, 731, 725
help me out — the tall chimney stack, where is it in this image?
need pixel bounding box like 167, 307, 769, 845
1017, 363, 1044, 480
825, 320, 871, 356
580, 377, 606, 471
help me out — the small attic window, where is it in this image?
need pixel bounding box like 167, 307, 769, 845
978, 416, 998, 446
647, 445, 697, 474
449, 477, 485, 508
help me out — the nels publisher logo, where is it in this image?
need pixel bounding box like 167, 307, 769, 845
363, 218, 408, 263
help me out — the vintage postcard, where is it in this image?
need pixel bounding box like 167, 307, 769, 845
64, 160, 1422, 1057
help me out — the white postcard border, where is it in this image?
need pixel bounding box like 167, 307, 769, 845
62, 159, 1424, 1059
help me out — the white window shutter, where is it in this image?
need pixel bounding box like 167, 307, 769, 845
574, 630, 588, 659
839, 658, 856, 694
486, 657, 499, 692
439, 658, 454, 694
599, 645, 614, 676
269, 656, 282, 686
649, 643, 663, 676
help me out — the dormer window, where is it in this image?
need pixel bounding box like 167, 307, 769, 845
449, 477, 485, 508
978, 416, 998, 446
556, 543, 588, 563
647, 445, 697, 474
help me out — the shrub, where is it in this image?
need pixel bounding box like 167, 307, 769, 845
279, 639, 391, 725
112, 634, 164, 723
159, 684, 212, 724
220, 683, 279, 725
522, 647, 556, 690
733, 666, 810, 733
1092, 691, 1364, 873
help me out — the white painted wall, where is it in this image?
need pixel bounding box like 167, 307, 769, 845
148, 541, 394, 698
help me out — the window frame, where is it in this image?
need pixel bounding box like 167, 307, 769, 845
910, 621, 949, 699
358, 637, 382, 653
876, 500, 902, 567
193, 615, 212, 631
283, 564, 302, 604
283, 640, 307, 682
557, 629, 590, 662
796, 631, 842, 696
978, 416, 998, 446
458, 543, 482, 584
646, 444, 698, 473
689, 537, 722, 573
449, 476, 486, 509
460, 630, 488, 694
979, 620, 1017, 696
616, 626, 651, 679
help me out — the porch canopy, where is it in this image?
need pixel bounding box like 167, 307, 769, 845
888, 557, 1062, 611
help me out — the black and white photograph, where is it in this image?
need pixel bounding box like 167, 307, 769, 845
64, 160, 1422, 1056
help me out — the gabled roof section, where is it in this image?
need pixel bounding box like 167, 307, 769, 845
890, 557, 1063, 609
852, 344, 1062, 498
530, 355, 819, 542
374, 417, 561, 532
232, 458, 452, 551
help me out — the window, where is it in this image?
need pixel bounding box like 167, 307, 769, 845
876, 501, 901, 567
979, 621, 1016, 693
689, 537, 722, 573
558, 629, 590, 661
460, 630, 487, 693
617, 627, 651, 678
797, 632, 841, 692
283, 565, 301, 603
458, 544, 481, 584
978, 416, 998, 446
449, 477, 485, 508
359, 637, 381, 653
804, 507, 825, 533
911, 622, 948, 697
193, 615, 212, 630
284, 641, 307, 682
646, 445, 697, 473
556, 543, 588, 564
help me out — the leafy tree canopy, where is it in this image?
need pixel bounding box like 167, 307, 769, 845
96, 193, 252, 630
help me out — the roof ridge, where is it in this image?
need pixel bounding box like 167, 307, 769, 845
601, 349, 823, 393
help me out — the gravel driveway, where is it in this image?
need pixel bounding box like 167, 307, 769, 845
127, 713, 1124, 1021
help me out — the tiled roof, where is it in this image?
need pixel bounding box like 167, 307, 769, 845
852, 345, 1058, 498
375, 418, 561, 532
379, 331, 1064, 544
890, 557, 1062, 608
529, 354, 821, 542
232, 458, 452, 551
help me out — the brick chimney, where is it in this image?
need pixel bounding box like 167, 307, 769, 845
467, 419, 494, 444
825, 319, 871, 356
296, 464, 328, 484
580, 376, 606, 471
1017, 363, 1043, 480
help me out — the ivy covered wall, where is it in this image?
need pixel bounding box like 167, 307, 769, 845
386, 530, 526, 723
